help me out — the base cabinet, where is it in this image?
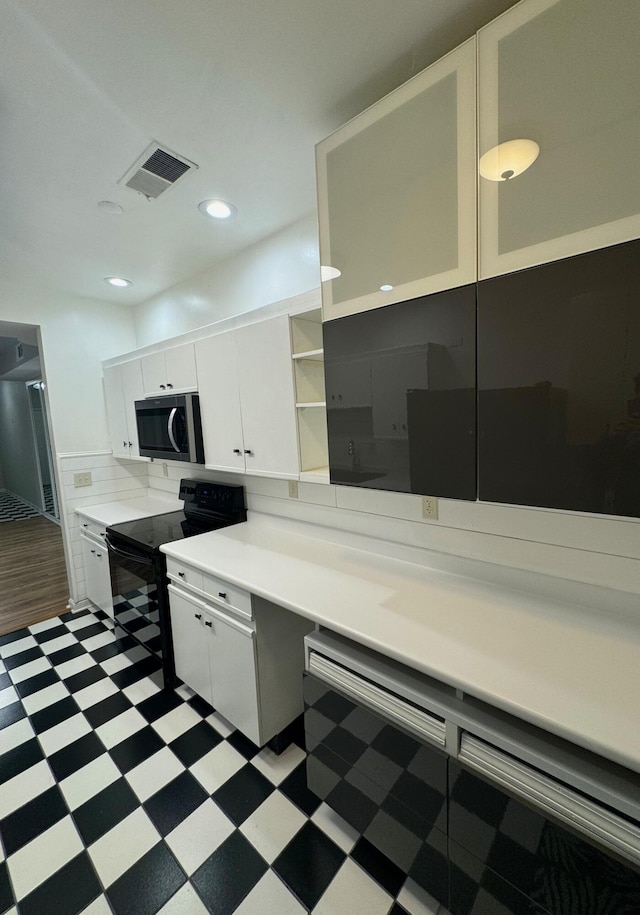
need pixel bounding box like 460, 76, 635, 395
167, 574, 314, 746
80, 530, 113, 617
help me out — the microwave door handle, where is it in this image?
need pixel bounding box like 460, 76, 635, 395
167, 407, 181, 453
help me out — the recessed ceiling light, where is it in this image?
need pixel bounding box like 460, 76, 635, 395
97, 200, 124, 215
380, 284, 394, 292
198, 199, 237, 220
104, 277, 132, 288
479, 139, 540, 181
320, 265, 341, 281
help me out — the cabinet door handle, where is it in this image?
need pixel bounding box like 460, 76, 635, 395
159, 384, 166, 390
167, 382, 173, 389
83, 523, 88, 528
90, 549, 96, 554
96, 553, 102, 558
194, 613, 202, 620
128, 442, 132, 448
218, 592, 227, 599
178, 571, 185, 577
233, 449, 242, 454
244, 449, 253, 455
205, 620, 213, 628
123, 440, 127, 447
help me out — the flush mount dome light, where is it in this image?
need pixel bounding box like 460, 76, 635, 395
198, 199, 237, 220
479, 139, 540, 181
104, 276, 132, 288
320, 265, 341, 281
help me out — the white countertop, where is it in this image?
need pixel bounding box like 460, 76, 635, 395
162, 512, 640, 775
76, 495, 183, 526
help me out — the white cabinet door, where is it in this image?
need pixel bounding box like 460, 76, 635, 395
195, 333, 245, 473
140, 352, 166, 396
236, 316, 299, 479
164, 344, 197, 394
82, 538, 113, 616
169, 589, 214, 706
317, 39, 477, 321
206, 606, 260, 745
120, 359, 145, 458
478, 0, 640, 278
103, 365, 129, 459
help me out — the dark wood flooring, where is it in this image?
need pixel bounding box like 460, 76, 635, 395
0, 515, 70, 635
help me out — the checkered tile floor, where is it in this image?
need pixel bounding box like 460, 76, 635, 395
0, 608, 447, 915
0, 492, 40, 523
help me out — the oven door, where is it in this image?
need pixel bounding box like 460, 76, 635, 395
106, 534, 164, 656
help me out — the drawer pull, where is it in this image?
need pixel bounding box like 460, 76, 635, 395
459, 735, 640, 868
218, 592, 227, 599
308, 651, 446, 747
205, 620, 213, 628
178, 571, 185, 578
194, 613, 202, 620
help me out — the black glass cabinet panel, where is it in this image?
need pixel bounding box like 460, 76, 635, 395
303, 673, 449, 907
478, 238, 640, 517
449, 761, 640, 915
323, 285, 476, 499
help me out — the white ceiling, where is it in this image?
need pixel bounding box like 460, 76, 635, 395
1, 0, 516, 308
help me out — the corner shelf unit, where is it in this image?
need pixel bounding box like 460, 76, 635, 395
291, 310, 329, 483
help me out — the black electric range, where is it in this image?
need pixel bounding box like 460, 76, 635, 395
105, 479, 246, 687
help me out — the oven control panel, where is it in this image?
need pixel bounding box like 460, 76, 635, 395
179, 479, 246, 517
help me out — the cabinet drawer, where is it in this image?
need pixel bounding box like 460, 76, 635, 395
202, 572, 252, 620
78, 517, 106, 541
166, 558, 204, 592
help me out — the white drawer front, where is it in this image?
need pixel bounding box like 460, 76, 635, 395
78, 517, 106, 541
202, 573, 253, 620
166, 558, 204, 593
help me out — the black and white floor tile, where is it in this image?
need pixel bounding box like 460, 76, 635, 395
0, 492, 40, 524
0, 608, 447, 915
42, 485, 56, 517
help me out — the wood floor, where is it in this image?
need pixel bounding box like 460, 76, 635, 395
0, 515, 70, 636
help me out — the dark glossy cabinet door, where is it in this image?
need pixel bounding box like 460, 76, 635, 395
303, 673, 449, 907
478, 238, 640, 517
323, 285, 476, 499
449, 761, 640, 915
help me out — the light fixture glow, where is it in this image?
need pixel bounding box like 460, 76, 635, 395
379, 284, 394, 292
104, 276, 132, 288
479, 139, 540, 181
198, 199, 237, 220
320, 265, 341, 281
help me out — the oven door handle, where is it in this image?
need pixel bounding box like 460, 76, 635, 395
105, 535, 155, 566
167, 407, 181, 453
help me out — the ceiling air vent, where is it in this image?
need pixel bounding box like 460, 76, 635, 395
119, 142, 198, 199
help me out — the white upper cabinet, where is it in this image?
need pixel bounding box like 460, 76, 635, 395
141, 343, 197, 396
195, 332, 245, 474
235, 316, 299, 479
478, 0, 640, 279
103, 360, 146, 460
317, 39, 477, 321
195, 316, 299, 479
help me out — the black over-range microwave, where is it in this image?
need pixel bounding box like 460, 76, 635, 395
135, 393, 205, 463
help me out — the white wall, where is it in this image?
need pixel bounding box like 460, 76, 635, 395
134, 213, 320, 346
0, 278, 137, 454
0, 380, 42, 508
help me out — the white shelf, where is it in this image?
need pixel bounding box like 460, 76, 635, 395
292, 348, 324, 361
296, 401, 326, 409
299, 466, 330, 484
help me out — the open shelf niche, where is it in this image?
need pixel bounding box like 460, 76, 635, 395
291, 309, 329, 483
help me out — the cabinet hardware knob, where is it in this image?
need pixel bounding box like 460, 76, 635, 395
123, 440, 127, 447
83, 523, 88, 527
159, 384, 166, 390
233, 449, 241, 454
205, 620, 213, 628
167, 383, 173, 389
97, 553, 102, 558
178, 571, 185, 577
218, 592, 227, 599
91, 549, 96, 554
129, 442, 133, 448
244, 449, 253, 455
194, 613, 202, 620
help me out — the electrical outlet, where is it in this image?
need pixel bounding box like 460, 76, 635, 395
74, 471, 92, 488
421, 495, 438, 520
288, 480, 299, 499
